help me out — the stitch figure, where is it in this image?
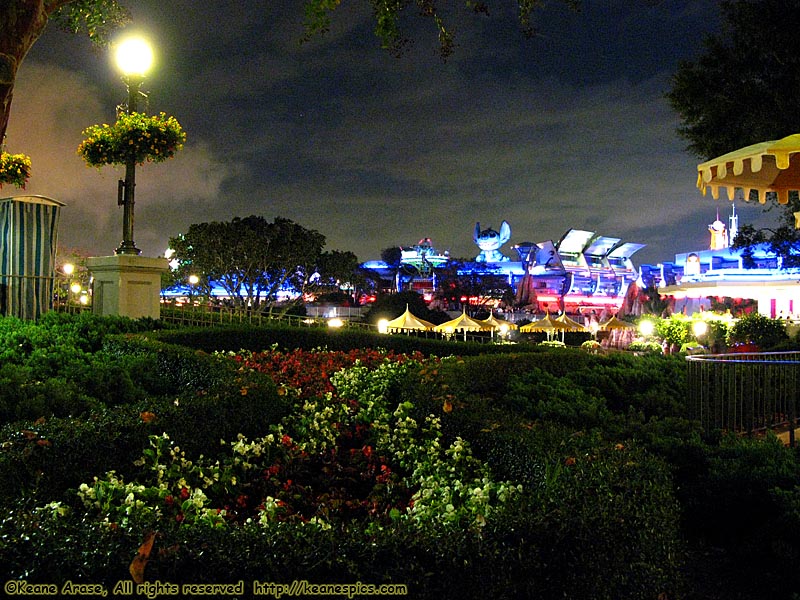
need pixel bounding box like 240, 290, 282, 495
474, 221, 511, 262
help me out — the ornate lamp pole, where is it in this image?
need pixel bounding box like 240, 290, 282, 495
114, 37, 153, 256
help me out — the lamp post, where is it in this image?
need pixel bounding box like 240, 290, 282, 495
188, 274, 199, 305
60, 263, 75, 307
114, 37, 153, 256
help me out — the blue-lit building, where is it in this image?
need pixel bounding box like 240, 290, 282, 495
361, 208, 800, 318
653, 206, 800, 318
361, 223, 645, 314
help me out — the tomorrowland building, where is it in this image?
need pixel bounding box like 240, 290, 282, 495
361, 206, 800, 318
659, 206, 800, 318
362, 222, 645, 315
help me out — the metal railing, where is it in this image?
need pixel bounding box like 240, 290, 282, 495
157, 303, 504, 342
51, 301, 507, 343
686, 351, 800, 444
158, 304, 337, 329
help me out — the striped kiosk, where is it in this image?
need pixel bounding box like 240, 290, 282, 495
0, 195, 64, 320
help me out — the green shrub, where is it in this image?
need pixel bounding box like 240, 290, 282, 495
627, 340, 663, 354
149, 323, 532, 357
676, 434, 800, 597
504, 366, 612, 428
685, 434, 800, 542
0, 314, 168, 425
0, 334, 289, 505
727, 312, 789, 350
657, 316, 691, 348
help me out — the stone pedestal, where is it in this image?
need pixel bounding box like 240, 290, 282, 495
87, 255, 168, 319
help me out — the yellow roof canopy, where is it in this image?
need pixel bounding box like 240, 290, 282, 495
385, 305, 435, 331
519, 313, 572, 333
434, 310, 494, 332
555, 313, 587, 331
478, 310, 519, 331
598, 316, 636, 330
697, 133, 800, 204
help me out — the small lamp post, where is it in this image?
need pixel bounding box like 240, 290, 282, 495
188, 274, 199, 305
59, 263, 75, 307
377, 319, 390, 334
114, 37, 154, 256
638, 319, 655, 338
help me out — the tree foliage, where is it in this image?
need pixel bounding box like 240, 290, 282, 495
667, 0, 800, 160
363, 290, 444, 324
726, 311, 789, 350
168, 216, 326, 311
303, 0, 581, 58
308, 249, 366, 302
668, 0, 800, 266
732, 196, 800, 268
0, 1, 128, 144
0, 0, 128, 186
315, 249, 360, 286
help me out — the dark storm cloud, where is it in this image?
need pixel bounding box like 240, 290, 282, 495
6, 0, 753, 267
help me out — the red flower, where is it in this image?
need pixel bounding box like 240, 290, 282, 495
376, 464, 392, 483
180, 487, 190, 500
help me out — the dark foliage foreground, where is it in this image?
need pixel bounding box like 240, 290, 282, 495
0, 316, 798, 599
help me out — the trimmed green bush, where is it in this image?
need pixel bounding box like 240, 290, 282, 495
0, 333, 289, 505
727, 312, 789, 350
149, 323, 542, 357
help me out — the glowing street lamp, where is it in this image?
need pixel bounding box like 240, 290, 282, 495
638, 319, 655, 337
187, 274, 199, 305
692, 320, 708, 339
114, 36, 154, 256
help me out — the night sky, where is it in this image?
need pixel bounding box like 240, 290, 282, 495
6, 0, 775, 266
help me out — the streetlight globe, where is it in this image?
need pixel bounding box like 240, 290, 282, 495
62, 263, 75, 276
115, 37, 153, 76
638, 319, 655, 337
188, 274, 200, 286
692, 320, 708, 337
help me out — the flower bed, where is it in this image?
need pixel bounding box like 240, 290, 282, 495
0, 322, 697, 597
68, 348, 518, 533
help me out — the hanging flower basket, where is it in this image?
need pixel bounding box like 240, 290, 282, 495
78, 112, 186, 167
0, 152, 32, 188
